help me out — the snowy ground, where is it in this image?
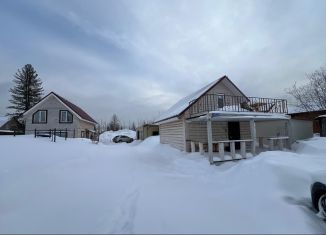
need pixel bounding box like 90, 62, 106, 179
1, 135, 326, 234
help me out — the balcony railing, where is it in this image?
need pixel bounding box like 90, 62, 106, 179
188, 94, 288, 117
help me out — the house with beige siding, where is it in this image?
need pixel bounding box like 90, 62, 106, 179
22, 92, 97, 138
155, 76, 312, 164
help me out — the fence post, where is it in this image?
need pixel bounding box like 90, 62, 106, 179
14, 130, 16, 137
73, 129, 75, 138
54, 128, 56, 142
65, 128, 67, 140
34, 129, 36, 138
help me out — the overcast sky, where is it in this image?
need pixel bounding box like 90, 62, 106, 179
0, 0, 325, 124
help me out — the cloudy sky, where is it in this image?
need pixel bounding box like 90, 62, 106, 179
0, 0, 325, 124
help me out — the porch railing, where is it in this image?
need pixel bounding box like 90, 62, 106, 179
188, 94, 288, 116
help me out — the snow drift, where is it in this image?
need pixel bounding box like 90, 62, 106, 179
99, 129, 136, 144
0, 135, 326, 233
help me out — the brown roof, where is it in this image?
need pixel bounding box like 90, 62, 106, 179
52, 92, 97, 124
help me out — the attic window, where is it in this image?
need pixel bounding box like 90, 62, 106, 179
59, 110, 73, 123
32, 110, 47, 123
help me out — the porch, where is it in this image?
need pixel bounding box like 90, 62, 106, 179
185, 112, 291, 164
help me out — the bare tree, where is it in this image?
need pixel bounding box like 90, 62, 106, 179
287, 65, 326, 111
130, 122, 136, 131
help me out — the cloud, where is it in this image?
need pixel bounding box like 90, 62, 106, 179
0, 0, 325, 122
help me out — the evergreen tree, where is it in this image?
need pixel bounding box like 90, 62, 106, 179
7, 64, 44, 117
109, 114, 120, 131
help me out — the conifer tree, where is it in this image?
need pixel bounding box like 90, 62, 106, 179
7, 64, 44, 117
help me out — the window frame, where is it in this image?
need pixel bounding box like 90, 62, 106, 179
32, 110, 48, 124
59, 110, 73, 123
217, 93, 225, 108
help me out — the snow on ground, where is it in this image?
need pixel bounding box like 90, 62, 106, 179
1, 135, 326, 234
99, 129, 136, 144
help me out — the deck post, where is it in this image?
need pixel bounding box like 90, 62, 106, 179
199, 142, 204, 155
191, 141, 196, 153
207, 113, 213, 164
240, 141, 246, 158
230, 141, 236, 159
250, 119, 256, 155
218, 143, 224, 160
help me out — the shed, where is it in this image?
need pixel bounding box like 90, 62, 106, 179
316, 115, 326, 137
289, 110, 326, 133
136, 124, 159, 140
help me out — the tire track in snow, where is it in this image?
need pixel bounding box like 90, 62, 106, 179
108, 188, 140, 234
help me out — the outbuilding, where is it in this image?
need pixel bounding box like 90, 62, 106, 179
316, 115, 326, 137
136, 124, 159, 140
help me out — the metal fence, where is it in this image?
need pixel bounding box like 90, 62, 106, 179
34, 129, 69, 142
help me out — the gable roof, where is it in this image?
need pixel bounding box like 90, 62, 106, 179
23, 92, 97, 124
155, 75, 247, 123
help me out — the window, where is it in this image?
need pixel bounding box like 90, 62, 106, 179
217, 94, 224, 108
32, 110, 47, 123
59, 110, 73, 123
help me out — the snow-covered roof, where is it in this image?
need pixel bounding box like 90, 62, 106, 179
155, 76, 228, 123
0, 116, 8, 128
189, 111, 290, 121
210, 110, 290, 118
287, 105, 305, 114
317, 115, 326, 118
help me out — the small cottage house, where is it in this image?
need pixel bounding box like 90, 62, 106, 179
155, 75, 312, 163
22, 92, 97, 138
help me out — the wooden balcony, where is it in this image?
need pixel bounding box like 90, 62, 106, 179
188, 94, 288, 117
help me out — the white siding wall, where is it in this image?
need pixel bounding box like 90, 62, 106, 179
185, 121, 251, 152
159, 120, 186, 151
256, 120, 288, 137
289, 119, 313, 142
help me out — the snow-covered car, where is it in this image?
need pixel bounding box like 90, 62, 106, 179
311, 172, 326, 218
112, 135, 134, 143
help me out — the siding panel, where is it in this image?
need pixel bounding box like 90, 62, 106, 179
159, 120, 185, 151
